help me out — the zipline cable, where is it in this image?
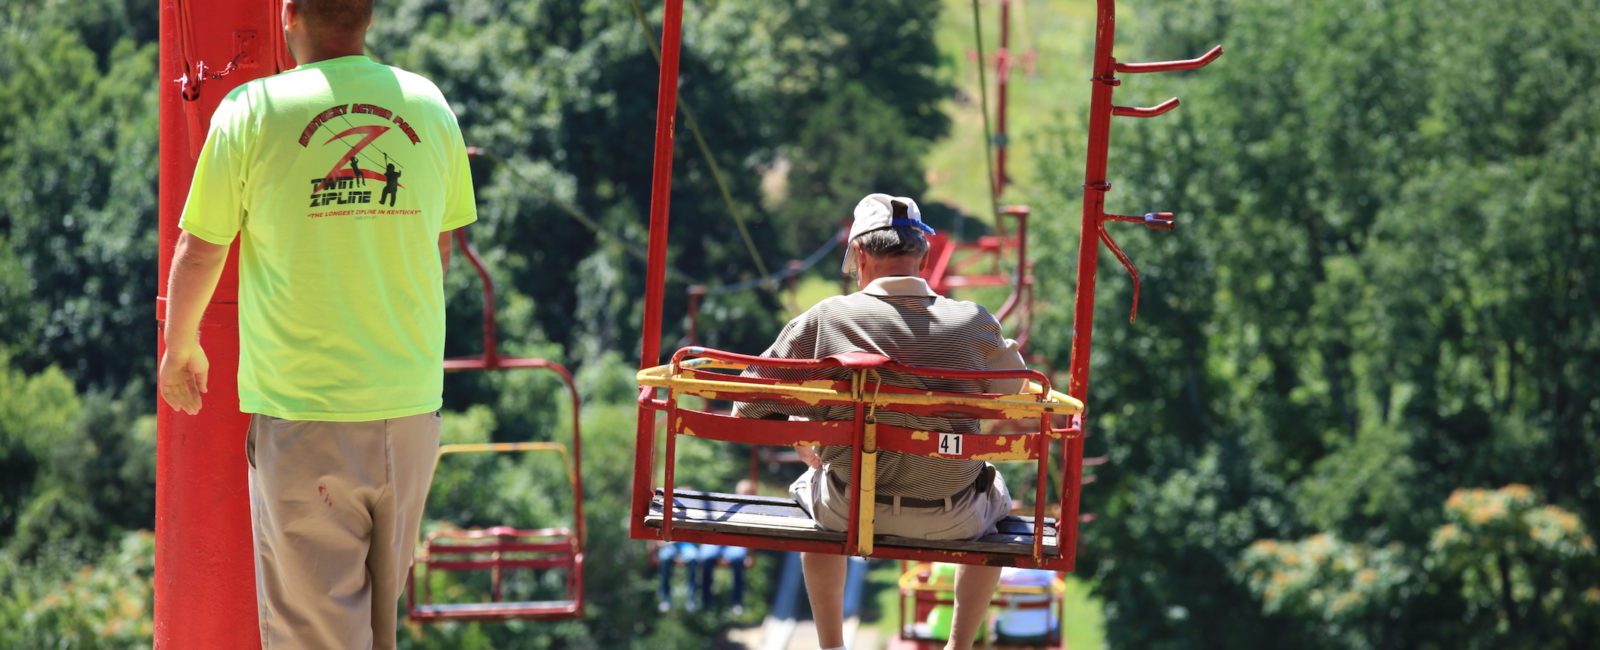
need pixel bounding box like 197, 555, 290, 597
626, 0, 772, 280
704, 228, 845, 296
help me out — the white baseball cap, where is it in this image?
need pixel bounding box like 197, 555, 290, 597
841, 193, 937, 273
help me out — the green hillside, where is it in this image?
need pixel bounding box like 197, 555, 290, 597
926, 0, 1098, 221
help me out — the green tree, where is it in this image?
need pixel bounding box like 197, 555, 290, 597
1022, 0, 1600, 646
0, 3, 160, 394
368, 0, 950, 365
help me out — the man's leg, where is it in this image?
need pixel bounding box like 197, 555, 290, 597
684, 554, 702, 611
698, 546, 719, 608
657, 544, 677, 609
801, 552, 849, 649
726, 546, 748, 611
366, 411, 440, 650
945, 564, 1002, 650
249, 416, 386, 650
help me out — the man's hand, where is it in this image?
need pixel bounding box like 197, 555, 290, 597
161, 231, 230, 415
795, 445, 822, 469
159, 340, 210, 415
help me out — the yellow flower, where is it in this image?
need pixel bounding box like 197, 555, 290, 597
1559, 511, 1581, 534
1356, 569, 1376, 586
1435, 524, 1459, 544
1470, 501, 1505, 524
1584, 587, 1600, 604
1500, 484, 1533, 501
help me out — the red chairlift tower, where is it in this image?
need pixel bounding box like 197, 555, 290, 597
156, 3, 292, 646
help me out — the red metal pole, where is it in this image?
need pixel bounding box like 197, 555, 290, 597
995, 0, 1012, 197
1058, 0, 1124, 573
631, 0, 685, 541
1068, 0, 1117, 409
156, 1, 289, 647
453, 227, 501, 368
686, 284, 705, 347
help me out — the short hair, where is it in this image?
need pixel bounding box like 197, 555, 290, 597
854, 225, 930, 260
298, 0, 372, 35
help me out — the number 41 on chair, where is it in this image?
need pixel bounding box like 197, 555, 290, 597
938, 433, 964, 455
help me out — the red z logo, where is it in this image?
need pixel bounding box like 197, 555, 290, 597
317, 125, 390, 190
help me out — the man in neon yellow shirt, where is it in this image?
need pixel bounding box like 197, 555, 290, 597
158, 1, 475, 647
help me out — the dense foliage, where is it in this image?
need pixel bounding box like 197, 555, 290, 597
1021, 0, 1600, 647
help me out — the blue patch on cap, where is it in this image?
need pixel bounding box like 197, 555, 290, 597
891, 217, 936, 235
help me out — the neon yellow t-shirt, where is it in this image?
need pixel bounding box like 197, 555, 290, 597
179, 55, 476, 421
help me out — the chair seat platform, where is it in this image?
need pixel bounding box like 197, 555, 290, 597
645, 489, 1058, 556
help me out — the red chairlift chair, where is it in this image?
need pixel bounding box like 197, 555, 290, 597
406, 226, 587, 622
629, 0, 1219, 573
636, 348, 1085, 570
891, 561, 1068, 650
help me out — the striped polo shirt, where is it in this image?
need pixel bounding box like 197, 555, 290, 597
735, 276, 1026, 499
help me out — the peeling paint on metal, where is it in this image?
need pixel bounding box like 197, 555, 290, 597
973, 436, 1034, 461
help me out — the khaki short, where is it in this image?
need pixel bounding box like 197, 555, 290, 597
246, 411, 440, 650
789, 464, 1011, 540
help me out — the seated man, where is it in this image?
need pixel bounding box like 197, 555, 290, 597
736, 193, 1026, 650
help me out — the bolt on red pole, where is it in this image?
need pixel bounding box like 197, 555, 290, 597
157, 1, 291, 647
631, 0, 685, 541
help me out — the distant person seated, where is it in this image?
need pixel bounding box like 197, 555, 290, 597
735, 193, 1027, 650
655, 484, 705, 613
697, 479, 757, 615
655, 540, 702, 613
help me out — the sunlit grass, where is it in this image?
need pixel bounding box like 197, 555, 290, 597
926, 0, 1098, 224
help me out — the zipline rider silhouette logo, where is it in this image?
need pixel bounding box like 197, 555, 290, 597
300, 102, 420, 215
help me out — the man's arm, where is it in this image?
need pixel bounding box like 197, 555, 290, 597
439, 231, 453, 271
158, 232, 230, 414
986, 338, 1027, 394
732, 314, 824, 420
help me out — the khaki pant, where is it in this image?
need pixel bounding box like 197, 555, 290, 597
789, 464, 1011, 540
246, 412, 440, 650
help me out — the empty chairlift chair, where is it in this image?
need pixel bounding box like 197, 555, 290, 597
406, 226, 586, 622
